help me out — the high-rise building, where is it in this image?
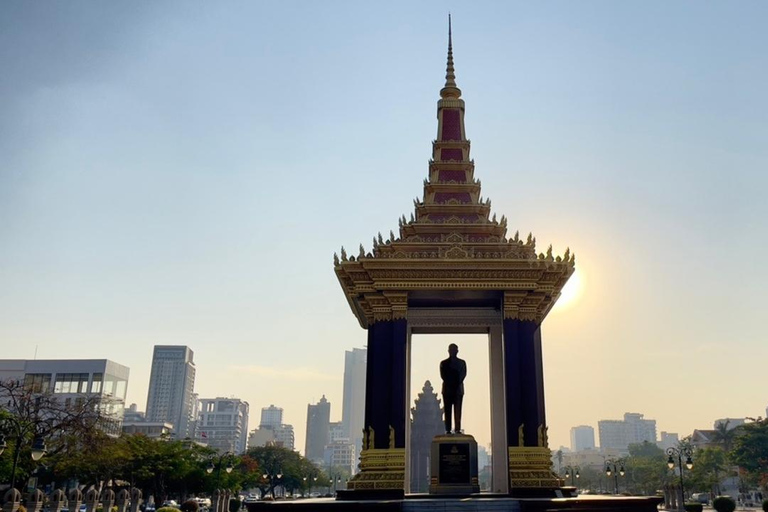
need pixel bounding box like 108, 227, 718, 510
657, 431, 679, 451
329, 421, 345, 443
197, 397, 250, 454
624, 413, 657, 445
410, 380, 444, 493
123, 403, 146, 423
273, 423, 295, 450
570, 425, 596, 452
324, 440, 356, 475
146, 346, 196, 439
305, 396, 331, 463
260, 404, 283, 429
598, 413, 657, 452
248, 427, 275, 448
598, 420, 627, 451
714, 418, 745, 430
0, 359, 130, 436
342, 348, 366, 458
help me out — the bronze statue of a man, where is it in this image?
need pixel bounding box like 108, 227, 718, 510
440, 343, 467, 434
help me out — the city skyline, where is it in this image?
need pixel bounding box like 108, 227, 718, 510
1, 2, 767, 453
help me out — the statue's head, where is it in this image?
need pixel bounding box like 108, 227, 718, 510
448, 343, 458, 357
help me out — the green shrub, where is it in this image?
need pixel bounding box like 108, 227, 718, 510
228, 499, 240, 512
180, 501, 198, 512
18, 506, 27, 512
684, 503, 703, 512
713, 496, 736, 512
157, 507, 179, 512
761, 499, 768, 512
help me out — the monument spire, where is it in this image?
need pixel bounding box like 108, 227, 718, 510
441, 14, 461, 99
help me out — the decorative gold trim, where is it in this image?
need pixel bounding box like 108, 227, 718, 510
346, 448, 406, 491
508, 446, 562, 488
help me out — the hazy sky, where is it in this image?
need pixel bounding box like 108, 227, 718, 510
1, 2, 767, 454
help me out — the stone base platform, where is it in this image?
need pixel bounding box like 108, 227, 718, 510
244, 494, 663, 512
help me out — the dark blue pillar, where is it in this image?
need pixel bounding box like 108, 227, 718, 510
504, 319, 546, 447
363, 318, 408, 449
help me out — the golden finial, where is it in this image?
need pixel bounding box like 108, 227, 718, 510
518, 423, 525, 446
440, 14, 462, 100
359, 244, 365, 259
389, 425, 396, 449
333, 253, 340, 266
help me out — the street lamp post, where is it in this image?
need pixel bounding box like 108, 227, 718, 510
261, 470, 283, 498
666, 446, 693, 510
302, 473, 318, 498
563, 465, 581, 487
0, 429, 47, 490
605, 458, 626, 495
206, 452, 235, 490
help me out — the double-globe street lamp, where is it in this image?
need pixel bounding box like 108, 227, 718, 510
206, 452, 235, 490
562, 465, 581, 487
0, 432, 47, 490
302, 473, 318, 497
666, 446, 693, 508
605, 458, 626, 495
327, 475, 344, 495
262, 470, 283, 498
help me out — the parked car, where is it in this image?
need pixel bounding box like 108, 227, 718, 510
691, 493, 710, 505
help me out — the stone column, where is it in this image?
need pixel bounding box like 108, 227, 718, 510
84, 489, 99, 512
100, 489, 115, 512
26, 490, 44, 512
129, 489, 143, 512
348, 293, 407, 492
503, 291, 559, 491
50, 490, 67, 512
503, 318, 546, 447
67, 489, 83, 512
115, 490, 130, 512
2, 489, 21, 512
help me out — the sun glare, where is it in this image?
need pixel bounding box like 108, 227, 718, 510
554, 268, 583, 310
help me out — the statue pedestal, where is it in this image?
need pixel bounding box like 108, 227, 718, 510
429, 433, 480, 495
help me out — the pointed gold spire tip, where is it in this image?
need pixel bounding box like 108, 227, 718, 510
441, 13, 461, 99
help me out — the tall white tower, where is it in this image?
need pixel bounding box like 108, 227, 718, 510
146, 345, 196, 438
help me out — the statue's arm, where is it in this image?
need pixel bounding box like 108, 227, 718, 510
439, 360, 447, 381
460, 359, 467, 380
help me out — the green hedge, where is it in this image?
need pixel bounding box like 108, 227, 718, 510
684, 503, 703, 512
761, 498, 768, 512
180, 501, 198, 512
157, 507, 179, 512
713, 496, 736, 512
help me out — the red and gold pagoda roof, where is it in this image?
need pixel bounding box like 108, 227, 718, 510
335, 23, 574, 328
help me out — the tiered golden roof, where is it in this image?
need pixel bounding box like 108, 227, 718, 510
335, 19, 574, 328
